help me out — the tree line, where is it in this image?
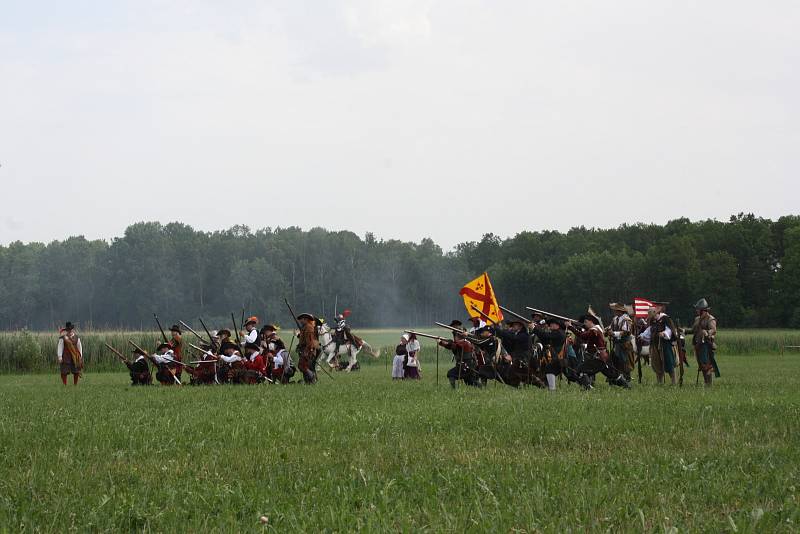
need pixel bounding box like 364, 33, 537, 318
1, 213, 799, 331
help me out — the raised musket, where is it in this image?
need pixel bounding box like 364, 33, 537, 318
154, 313, 169, 343
434, 322, 490, 345
404, 330, 447, 342
198, 317, 219, 354
498, 305, 530, 323
179, 321, 209, 345
104, 343, 130, 366
525, 307, 579, 324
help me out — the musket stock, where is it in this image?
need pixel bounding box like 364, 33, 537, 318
104, 343, 129, 364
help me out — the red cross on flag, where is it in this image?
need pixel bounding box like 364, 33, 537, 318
459, 272, 504, 324
633, 297, 655, 318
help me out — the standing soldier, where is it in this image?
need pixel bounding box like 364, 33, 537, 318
691, 299, 720, 387
639, 303, 678, 385
168, 324, 184, 381
57, 322, 83, 386
607, 303, 635, 382
297, 313, 320, 384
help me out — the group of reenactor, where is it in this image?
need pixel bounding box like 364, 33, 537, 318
103, 312, 329, 386
420, 298, 720, 391
59, 298, 720, 390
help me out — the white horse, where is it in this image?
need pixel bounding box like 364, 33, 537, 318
317, 323, 380, 371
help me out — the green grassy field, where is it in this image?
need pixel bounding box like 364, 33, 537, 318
0, 353, 798, 532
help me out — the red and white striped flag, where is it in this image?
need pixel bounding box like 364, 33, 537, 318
633, 298, 655, 318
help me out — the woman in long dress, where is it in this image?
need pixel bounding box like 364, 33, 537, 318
392, 335, 407, 380
403, 333, 421, 380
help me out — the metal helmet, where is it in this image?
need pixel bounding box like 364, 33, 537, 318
694, 298, 710, 310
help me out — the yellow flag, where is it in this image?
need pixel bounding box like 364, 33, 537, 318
459, 272, 504, 324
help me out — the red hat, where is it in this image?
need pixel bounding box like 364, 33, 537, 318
245, 316, 258, 326
342, 309, 351, 318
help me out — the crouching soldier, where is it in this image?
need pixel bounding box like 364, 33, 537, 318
128, 348, 153, 385
151, 343, 182, 385
568, 313, 630, 389
439, 320, 481, 388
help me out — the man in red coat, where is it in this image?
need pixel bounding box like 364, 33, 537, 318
243, 342, 266, 375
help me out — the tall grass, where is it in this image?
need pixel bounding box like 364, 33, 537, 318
0, 328, 798, 373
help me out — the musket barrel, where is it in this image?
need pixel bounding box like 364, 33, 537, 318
498, 305, 529, 322
525, 307, 578, 324
179, 320, 209, 343
404, 330, 445, 341
103, 343, 128, 362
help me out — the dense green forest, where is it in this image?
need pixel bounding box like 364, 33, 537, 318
1, 213, 799, 330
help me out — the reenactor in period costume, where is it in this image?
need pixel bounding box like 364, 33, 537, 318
57, 322, 83, 386
494, 318, 544, 388
691, 299, 720, 387
186, 345, 219, 385
151, 343, 182, 385
237, 342, 266, 384
639, 303, 678, 384
217, 341, 244, 384
127, 348, 153, 385
297, 313, 320, 384
260, 324, 292, 382
467, 316, 486, 335
532, 318, 574, 391
439, 320, 481, 388
217, 329, 232, 346
607, 303, 635, 381
242, 317, 259, 346
168, 324, 184, 381
568, 313, 630, 389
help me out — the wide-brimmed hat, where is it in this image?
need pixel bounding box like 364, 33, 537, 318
694, 298, 711, 310
217, 329, 232, 337
156, 342, 171, 352
579, 313, 601, 325
608, 302, 627, 313
65, 321, 76, 330
262, 324, 278, 332
244, 342, 260, 352
547, 317, 566, 329
169, 324, 182, 333
245, 316, 258, 326
220, 341, 239, 353
505, 318, 525, 327
449, 319, 464, 328
297, 313, 315, 322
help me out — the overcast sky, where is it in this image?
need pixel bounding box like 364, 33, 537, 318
1, 1, 798, 250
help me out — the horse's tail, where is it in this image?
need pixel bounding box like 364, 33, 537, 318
361, 341, 380, 359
